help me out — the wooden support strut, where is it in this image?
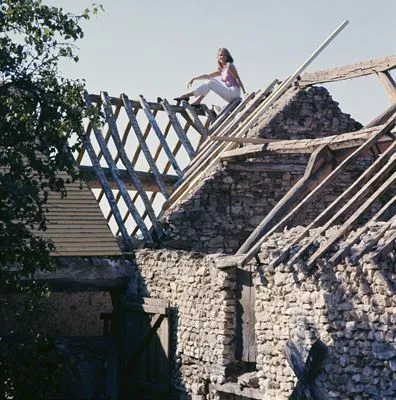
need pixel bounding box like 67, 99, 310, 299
101, 91, 164, 239
306, 171, 396, 269
329, 195, 396, 265
139, 95, 183, 176
237, 145, 334, 255
121, 93, 170, 198
290, 150, 396, 266
272, 140, 396, 268
160, 98, 195, 159
182, 101, 208, 137
79, 131, 133, 249
238, 110, 396, 266
84, 91, 152, 244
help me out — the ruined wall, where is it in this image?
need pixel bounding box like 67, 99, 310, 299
254, 225, 396, 399
134, 249, 237, 398
1, 291, 113, 336
247, 86, 362, 139
163, 153, 375, 255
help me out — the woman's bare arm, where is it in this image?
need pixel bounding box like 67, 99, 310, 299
228, 64, 246, 94
187, 70, 220, 88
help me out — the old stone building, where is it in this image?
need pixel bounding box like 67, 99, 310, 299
5, 54, 395, 399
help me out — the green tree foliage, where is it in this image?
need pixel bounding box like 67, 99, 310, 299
0, 1, 101, 397
0, 0, 101, 289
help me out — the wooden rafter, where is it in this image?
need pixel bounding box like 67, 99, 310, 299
271, 140, 396, 267
300, 55, 396, 86
307, 171, 396, 268
375, 70, 396, 103
288, 149, 396, 266
237, 111, 396, 266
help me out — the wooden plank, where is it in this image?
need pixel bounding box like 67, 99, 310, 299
161, 98, 195, 159
376, 70, 396, 103
236, 266, 257, 362
237, 145, 334, 255
288, 151, 396, 266
208, 96, 246, 134
80, 104, 132, 249
139, 95, 182, 176
307, 171, 396, 268
102, 91, 163, 238
127, 313, 165, 369
121, 93, 170, 198
300, 54, 396, 86
220, 126, 388, 160
239, 111, 396, 265
182, 101, 208, 137
80, 165, 177, 192
272, 141, 396, 267
89, 93, 206, 115
183, 83, 278, 180
85, 91, 152, 244
209, 135, 280, 144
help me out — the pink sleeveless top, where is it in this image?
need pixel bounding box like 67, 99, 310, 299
221, 63, 238, 87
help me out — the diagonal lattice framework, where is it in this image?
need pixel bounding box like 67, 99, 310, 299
76, 92, 216, 246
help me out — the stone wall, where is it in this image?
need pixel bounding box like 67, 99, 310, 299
254, 224, 396, 399
134, 249, 237, 398
162, 153, 375, 255
247, 86, 362, 139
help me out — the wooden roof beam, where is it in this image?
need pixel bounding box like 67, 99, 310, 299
89, 93, 206, 115
300, 54, 396, 86
375, 70, 396, 103
79, 165, 178, 193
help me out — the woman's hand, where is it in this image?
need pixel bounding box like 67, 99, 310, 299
187, 78, 195, 88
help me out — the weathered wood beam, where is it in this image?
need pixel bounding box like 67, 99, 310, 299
238, 111, 396, 265
365, 102, 396, 128
80, 166, 177, 192
376, 70, 396, 103
84, 92, 152, 244
101, 92, 164, 238
220, 126, 390, 161
182, 101, 208, 137
300, 55, 396, 86
89, 93, 206, 115
236, 145, 334, 255
139, 95, 182, 176
121, 93, 170, 198
161, 98, 195, 159
272, 140, 396, 268
81, 94, 132, 249
209, 135, 280, 144
289, 150, 396, 266
307, 171, 396, 268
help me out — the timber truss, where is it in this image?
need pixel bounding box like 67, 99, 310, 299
76, 55, 396, 267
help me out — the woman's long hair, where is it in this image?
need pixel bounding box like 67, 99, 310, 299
217, 48, 234, 70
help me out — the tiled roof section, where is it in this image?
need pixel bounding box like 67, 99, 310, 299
38, 175, 122, 257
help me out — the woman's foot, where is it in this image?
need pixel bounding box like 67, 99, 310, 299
174, 96, 190, 104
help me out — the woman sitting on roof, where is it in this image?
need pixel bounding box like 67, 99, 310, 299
175, 48, 246, 105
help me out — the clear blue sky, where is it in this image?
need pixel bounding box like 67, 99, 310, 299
50, 0, 395, 125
